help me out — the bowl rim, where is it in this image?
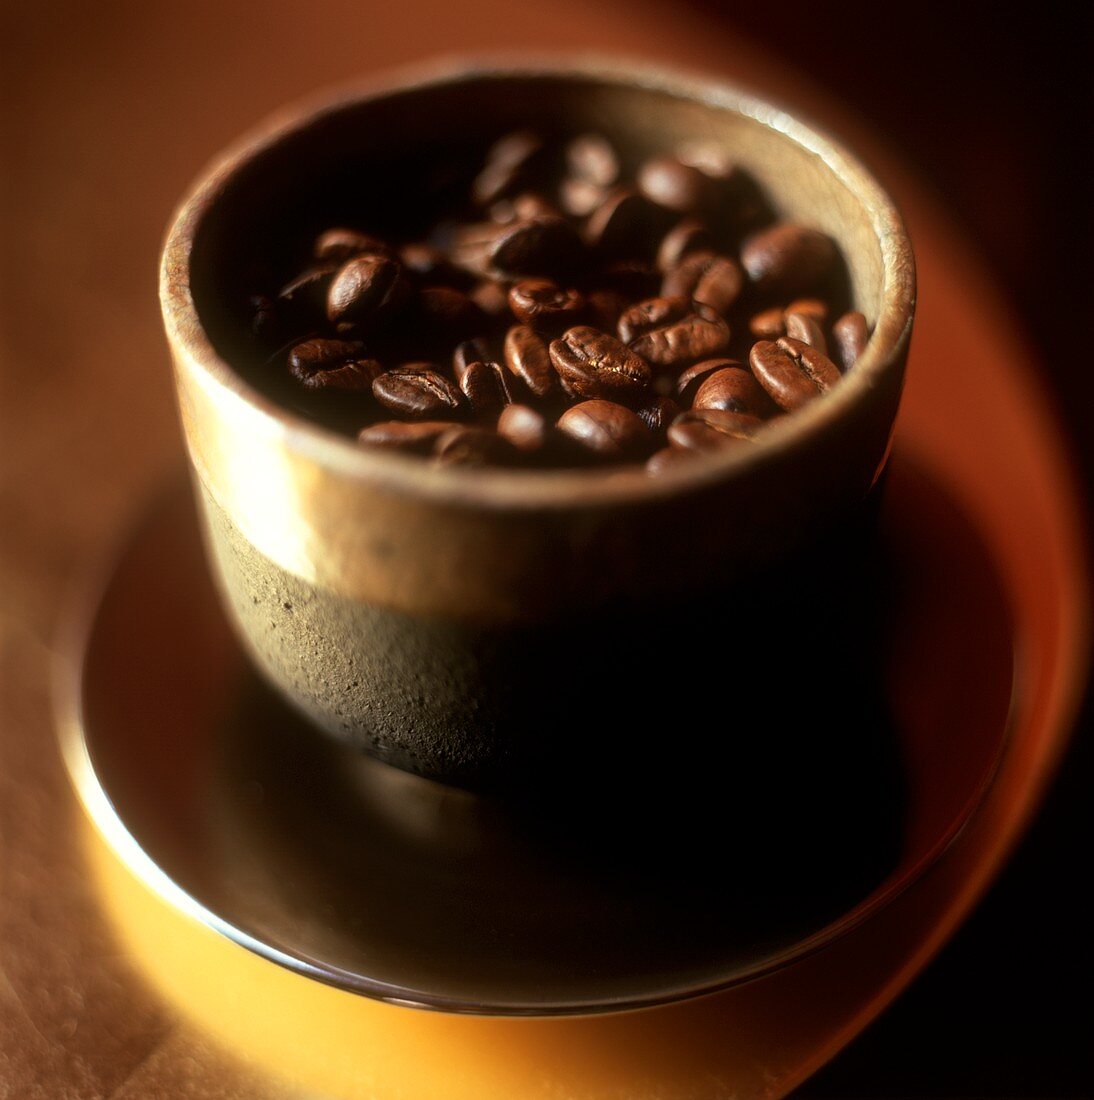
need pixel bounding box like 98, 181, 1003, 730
159, 53, 916, 510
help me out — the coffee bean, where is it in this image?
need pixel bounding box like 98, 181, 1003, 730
661, 251, 744, 314
432, 425, 514, 467
750, 337, 841, 411
693, 366, 771, 416
636, 396, 681, 434
472, 130, 544, 207
372, 364, 463, 418
597, 260, 662, 301
646, 446, 696, 475
497, 403, 549, 452
674, 140, 737, 183
585, 288, 630, 331
327, 255, 410, 328
288, 339, 381, 392
399, 242, 466, 284
741, 224, 837, 297
314, 228, 391, 263
785, 298, 828, 323
675, 357, 733, 404
248, 294, 279, 340
494, 192, 563, 224
469, 279, 511, 318
784, 309, 829, 355
357, 420, 453, 452
656, 218, 714, 272
627, 305, 731, 371
504, 324, 556, 398
452, 338, 494, 380
458, 360, 512, 413
617, 296, 690, 344
584, 188, 653, 255
559, 176, 608, 218
278, 264, 337, 310
288, 337, 365, 372
507, 279, 584, 329
550, 326, 652, 403
748, 306, 786, 339
566, 134, 619, 188
667, 409, 763, 451
637, 156, 711, 214
556, 400, 649, 458
832, 310, 869, 370
490, 216, 584, 276
415, 286, 484, 336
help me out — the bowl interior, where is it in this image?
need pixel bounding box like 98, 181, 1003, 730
188, 68, 888, 411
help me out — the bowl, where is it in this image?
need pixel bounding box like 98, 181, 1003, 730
159, 56, 915, 788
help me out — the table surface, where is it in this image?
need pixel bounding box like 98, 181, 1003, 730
1, 2, 1088, 1097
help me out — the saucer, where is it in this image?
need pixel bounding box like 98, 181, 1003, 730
59, 453, 1015, 1015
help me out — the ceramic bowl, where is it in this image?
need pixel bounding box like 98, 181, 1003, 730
159, 57, 915, 787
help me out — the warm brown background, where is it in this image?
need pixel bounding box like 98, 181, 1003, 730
2, 2, 1089, 1096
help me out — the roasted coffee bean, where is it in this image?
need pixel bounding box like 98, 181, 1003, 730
469, 279, 511, 318
556, 400, 649, 458
832, 310, 869, 370
550, 326, 652, 403
248, 294, 279, 340
585, 288, 630, 331
784, 309, 828, 355
785, 298, 828, 323
357, 420, 453, 452
566, 134, 619, 188
507, 279, 584, 329
693, 366, 771, 416
288, 337, 365, 373
504, 324, 556, 398
327, 255, 411, 328
314, 228, 391, 263
637, 156, 712, 214
617, 296, 689, 344
559, 176, 608, 218
667, 408, 763, 451
750, 337, 841, 411
415, 286, 484, 335
472, 130, 544, 207
656, 218, 714, 272
279, 264, 337, 310
674, 140, 737, 182
492, 192, 562, 224
661, 251, 744, 314
399, 242, 465, 284
597, 260, 661, 300
297, 359, 381, 391
433, 425, 514, 467
636, 396, 681, 434
583, 188, 653, 255
741, 224, 837, 297
372, 364, 463, 418
452, 338, 494, 380
645, 445, 696, 475
490, 216, 583, 276
497, 403, 549, 452
627, 305, 730, 371
675, 357, 733, 404
749, 306, 786, 339
458, 359, 512, 413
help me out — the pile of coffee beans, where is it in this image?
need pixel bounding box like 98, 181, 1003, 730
245, 130, 869, 472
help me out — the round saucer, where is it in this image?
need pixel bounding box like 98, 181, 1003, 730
58, 453, 1014, 1016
